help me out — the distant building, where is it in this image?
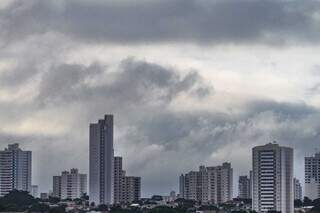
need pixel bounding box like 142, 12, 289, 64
252, 143, 293, 213
0, 143, 32, 196
40, 192, 49, 200
238, 175, 251, 199
294, 178, 302, 200
123, 176, 141, 203
305, 152, 320, 200
179, 162, 233, 204
52, 176, 62, 198
89, 115, 114, 205
163, 191, 177, 202
53, 169, 87, 199
114, 156, 124, 204
114, 156, 141, 204
31, 185, 39, 198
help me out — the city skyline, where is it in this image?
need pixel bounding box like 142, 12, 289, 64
0, 136, 315, 209
1, 0, 320, 198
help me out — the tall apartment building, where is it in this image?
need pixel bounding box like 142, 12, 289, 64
179, 162, 233, 204
252, 143, 293, 213
238, 174, 251, 199
293, 178, 302, 200
52, 176, 62, 198
114, 156, 141, 204
305, 152, 320, 200
0, 143, 32, 196
89, 115, 114, 205
122, 176, 141, 203
114, 156, 124, 204
53, 169, 87, 199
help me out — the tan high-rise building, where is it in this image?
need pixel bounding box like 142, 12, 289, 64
179, 162, 233, 204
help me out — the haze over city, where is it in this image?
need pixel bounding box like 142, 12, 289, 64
1, 0, 320, 199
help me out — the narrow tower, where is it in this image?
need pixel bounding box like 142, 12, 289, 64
89, 115, 114, 205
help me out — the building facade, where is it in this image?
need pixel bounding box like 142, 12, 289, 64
53, 169, 87, 199
113, 156, 141, 204
114, 156, 124, 204
0, 144, 32, 196
122, 176, 141, 203
31, 185, 39, 198
305, 152, 320, 200
179, 162, 233, 204
252, 143, 293, 213
52, 176, 62, 198
89, 114, 114, 205
238, 175, 251, 199
294, 178, 302, 200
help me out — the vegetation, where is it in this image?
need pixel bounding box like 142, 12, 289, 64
0, 190, 37, 211
29, 203, 51, 213
150, 206, 178, 213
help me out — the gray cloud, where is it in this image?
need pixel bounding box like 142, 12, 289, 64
37, 58, 211, 107
1, 58, 318, 195
1, 0, 320, 45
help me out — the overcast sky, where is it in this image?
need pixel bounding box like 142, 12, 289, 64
1, 0, 320, 197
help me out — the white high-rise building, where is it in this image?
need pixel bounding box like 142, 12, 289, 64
305, 152, 320, 200
89, 114, 114, 205
179, 162, 233, 204
294, 178, 302, 200
0, 144, 32, 196
53, 169, 87, 199
252, 143, 293, 213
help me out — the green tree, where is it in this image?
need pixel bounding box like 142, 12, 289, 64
28, 203, 50, 213
0, 190, 38, 211
303, 196, 313, 206
150, 206, 178, 213
97, 204, 109, 211
294, 199, 303, 208
49, 206, 66, 213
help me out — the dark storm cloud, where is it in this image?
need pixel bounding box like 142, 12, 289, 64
26, 59, 320, 194
37, 58, 212, 106
1, 0, 320, 45
1, 57, 320, 195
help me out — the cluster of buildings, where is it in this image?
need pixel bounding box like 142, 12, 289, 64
1, 114, 320, 213
89, 115, 141, 205
0, 114, 141, 205
179, 143, 319, 213
179, 162, 233, 204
